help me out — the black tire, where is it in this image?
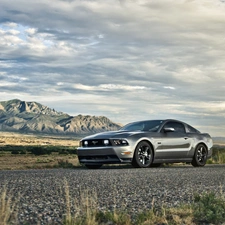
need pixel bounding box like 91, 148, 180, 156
85, 164, 102, 169
191, 144, 208, 167
132, 141, 153, 168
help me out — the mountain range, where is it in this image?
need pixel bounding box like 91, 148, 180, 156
0, 99, 121, 135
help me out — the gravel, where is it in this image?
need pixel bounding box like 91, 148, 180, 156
0, 164, 225, 224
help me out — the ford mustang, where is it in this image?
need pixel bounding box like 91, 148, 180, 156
77, 119, 213, 169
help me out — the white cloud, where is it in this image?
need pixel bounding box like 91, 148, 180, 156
0, 0, 225, 136
100, 84, 148, 91
0, 81, 16, 87
26, 28, 36, 35
3, 22, 17, 28
8, 75, 28, 81
7, 29, 20, 35
73, 83, 148, 91
163, 86, 175, 90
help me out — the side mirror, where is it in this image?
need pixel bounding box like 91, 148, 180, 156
164, 127, 175, 132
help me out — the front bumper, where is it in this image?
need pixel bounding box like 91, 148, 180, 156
77, 146, 133, 164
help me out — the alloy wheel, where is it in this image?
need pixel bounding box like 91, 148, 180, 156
138, 145, 151, 165
196, 146, 207, 163
191, 144, 208, 167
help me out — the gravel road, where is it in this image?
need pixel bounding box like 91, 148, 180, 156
0, 165, 225, 224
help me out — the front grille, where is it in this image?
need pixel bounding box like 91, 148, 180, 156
81, 139, 112, 147
78, 154, 120, 163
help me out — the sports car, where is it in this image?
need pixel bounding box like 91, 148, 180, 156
77, 119, 213, 169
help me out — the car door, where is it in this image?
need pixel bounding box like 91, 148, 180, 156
155, 121, 192, 159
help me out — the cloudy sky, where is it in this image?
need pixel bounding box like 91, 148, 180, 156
0, 0, 225, 136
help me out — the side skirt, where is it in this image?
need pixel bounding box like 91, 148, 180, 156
153, 158, 193, 164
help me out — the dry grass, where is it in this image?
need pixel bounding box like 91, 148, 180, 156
62, 190, 225, 225
64, 180, 99, 225
0, 131, 81, 170
62, 182, 195, 225
0, 188, 11, 225
0, 131, 79, 146
163, 205, 194, 225
0, 154, 80, 170
62, 190, 224, 225
0, 187, 18, 225
63, 181, 132, 225
1, 180, 225, 225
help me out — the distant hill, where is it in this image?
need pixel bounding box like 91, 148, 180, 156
0, 99, 121, 135
213, 137, 225, 145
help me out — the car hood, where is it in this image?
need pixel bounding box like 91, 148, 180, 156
82, 130, 141, 140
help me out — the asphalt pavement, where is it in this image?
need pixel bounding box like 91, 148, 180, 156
0, 165, 225, 224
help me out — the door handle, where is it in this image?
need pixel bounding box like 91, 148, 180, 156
184, 137, 188, 140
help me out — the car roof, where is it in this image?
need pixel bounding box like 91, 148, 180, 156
132, 119, 185, 123
129, 119, 191, 127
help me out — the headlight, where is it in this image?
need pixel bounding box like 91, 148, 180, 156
112, 139, 128, 146
80, 140, 88, 147
103, 140, 109, 145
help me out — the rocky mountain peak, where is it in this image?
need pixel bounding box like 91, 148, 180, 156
0, 99, 121, 135
0, 99, 64, 116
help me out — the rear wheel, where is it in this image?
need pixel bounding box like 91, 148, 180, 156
132, 141, 153, 168
191, 144, 208, 167
85, 164, 102, 169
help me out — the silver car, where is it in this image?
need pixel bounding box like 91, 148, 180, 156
77, 119, 213, 169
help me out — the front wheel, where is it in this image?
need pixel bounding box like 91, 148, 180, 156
132, 141, 153, 168
191, 144, 208, 167
85, 164, 102, 169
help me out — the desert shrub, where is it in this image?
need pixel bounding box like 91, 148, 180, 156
1, 145, 77, 156
27, 146, 77, 155
53, 147, 77, 155
44, 146, 61, 153
193, 192, 225, 224
56, 159, 74, 168
206, 158, 213, 164
212, 146, 225, 156
59, 149, 69, 155
11, 150, 19, 155
19, 150, 26, 154
1, 146, 21, 152
29, 146, 50, 155
69, 149, 77, 154
26, 146, 53, 155
95, 210, 131, 225
210, 146, 225, 164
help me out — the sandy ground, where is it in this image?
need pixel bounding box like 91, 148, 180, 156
0, 154, 80, 170
0, 132, 81, 170
0, 131, 80, 146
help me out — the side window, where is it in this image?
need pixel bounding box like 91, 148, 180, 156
163, 122, 186, 133
186, 125, 199, 133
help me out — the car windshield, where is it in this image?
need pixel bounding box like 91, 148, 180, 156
120, 120, 164, 132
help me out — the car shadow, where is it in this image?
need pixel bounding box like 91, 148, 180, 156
76, 163, 225, 170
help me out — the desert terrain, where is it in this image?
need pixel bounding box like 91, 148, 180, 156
0, 131, 224, 171
0, 131, 80, 146
0, 132, 80, 170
